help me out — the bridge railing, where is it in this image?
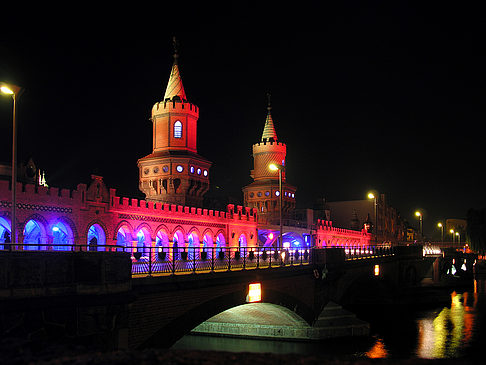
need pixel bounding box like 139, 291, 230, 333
0, 243, 312, 275
342, 245, 394, 260
129, 246, 312, 276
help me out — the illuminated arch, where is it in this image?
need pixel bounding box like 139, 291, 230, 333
136, 225, 152, 257
172, 229, 185, 260
50, 219, 74, 251
23, 218, 48, 250
238, 233, 247, 249
0, 215, 11, 249
115, 221, 134, 252
215, 232, 226, 249
188, 230, 201, 260
87, 223, 106, 251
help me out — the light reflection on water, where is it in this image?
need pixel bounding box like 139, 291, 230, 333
173, 279, 486, 359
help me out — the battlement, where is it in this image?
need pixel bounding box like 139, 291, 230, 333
252, 140, 286, 154
316, 219, 370, 237
109, 191, 257, 223
0, 179, 76, 204
152, 98, 199, 118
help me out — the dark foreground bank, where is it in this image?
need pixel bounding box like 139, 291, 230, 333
1, 347, 483, 365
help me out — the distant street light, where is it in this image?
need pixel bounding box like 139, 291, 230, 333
1, 82, 23, 247
415, 211, 423, 239
456, 232, 460, 244
269, 163, 284, 250
437, 222, 444, 244
450, 229, 455, 243
367, 192, 378, 244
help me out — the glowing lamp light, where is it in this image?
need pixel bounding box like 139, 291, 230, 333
374, 264, 380, 276
415, 211, 421, 217
268, 163, 279, 171
268, 233, 274, 240
1, 86, 14, 95
52, 226, 60, 232
367, 192, 375, 200
137, 230, 144, 238
247, 283, 262, 303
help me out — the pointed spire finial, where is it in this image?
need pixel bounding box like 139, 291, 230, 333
261, 92, 278, 142
164, 37, 187, 101
172, 36, 179, 63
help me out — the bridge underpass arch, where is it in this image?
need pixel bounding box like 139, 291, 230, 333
136, 286, 316, 349
337, 274, 397, 317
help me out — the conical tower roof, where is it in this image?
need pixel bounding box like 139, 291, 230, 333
164, 60, 187, 101
164, 38, 187, 101
261, 94, 278, 141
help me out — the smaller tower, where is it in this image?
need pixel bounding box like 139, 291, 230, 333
242, 95, 296, 224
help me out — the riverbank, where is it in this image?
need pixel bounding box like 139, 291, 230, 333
1, 347, 482, 364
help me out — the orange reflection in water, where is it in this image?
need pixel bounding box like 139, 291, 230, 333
366, 337, 388, 358
416, 291, 477, 359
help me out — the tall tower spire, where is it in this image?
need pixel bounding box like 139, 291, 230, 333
164, 37, 187, 101
261, 93, 278, 142
137, 39, 212, 207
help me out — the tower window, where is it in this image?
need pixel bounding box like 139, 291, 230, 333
174, 121, 182, 138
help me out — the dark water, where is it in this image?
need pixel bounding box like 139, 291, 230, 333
173, 278, 486, 359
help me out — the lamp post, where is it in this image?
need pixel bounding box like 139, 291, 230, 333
450, 229, 455, 243
367, 192, 378, 244
456, 232, 460, 245
415, 211, 423, 240
269, 163, 283, 250
1, 82, 23, 247
437, 222, 444, 244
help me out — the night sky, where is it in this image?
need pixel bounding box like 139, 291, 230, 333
0, 3, 484, 237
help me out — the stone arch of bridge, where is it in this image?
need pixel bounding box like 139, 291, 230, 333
336, 270, 397, 311
137, 286, 315, 349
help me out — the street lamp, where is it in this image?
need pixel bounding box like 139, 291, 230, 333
1, 82, 23, 247
437, 222, 444, 244
455, 232, 460, 244
367, 192, 378, 244
269, 163, 283, 250
415, 211, 423, 239
450, 229, 455, 243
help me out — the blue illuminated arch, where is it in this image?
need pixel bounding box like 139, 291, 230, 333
87, 223, 106, 251
0, 216, 11, 249
51, 221, 74, 251
23, 219, 48, 250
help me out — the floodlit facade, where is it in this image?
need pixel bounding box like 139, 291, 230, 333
0, 44, 371, 254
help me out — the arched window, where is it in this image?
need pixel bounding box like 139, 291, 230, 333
174, 121, 182, 138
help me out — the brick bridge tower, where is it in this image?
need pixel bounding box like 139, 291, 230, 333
138, 40, 212, 207
242, 96, 296, 224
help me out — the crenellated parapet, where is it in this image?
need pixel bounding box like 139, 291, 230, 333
315, 219, 371, 247
152, 98, 199, 120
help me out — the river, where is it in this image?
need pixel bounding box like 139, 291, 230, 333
172, 278, 486, 360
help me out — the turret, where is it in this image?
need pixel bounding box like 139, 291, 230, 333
137, 38, 212, 207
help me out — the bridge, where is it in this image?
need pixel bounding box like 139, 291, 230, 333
1, 243, 475, 351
